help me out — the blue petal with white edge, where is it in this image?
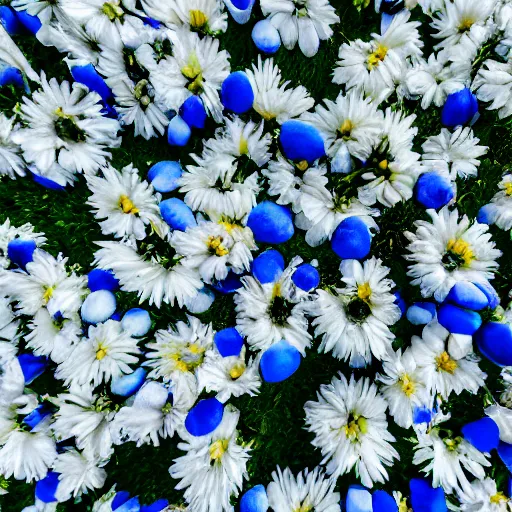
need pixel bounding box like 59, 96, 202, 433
252, 249, 285, 284
18, 353, 47, 384
214, 327, 244, 357
413, 405, 433, 425
141, 500, 169, 512
185, 398, 224, 436
477, 203, 497, 225
446, 281, 489, 311
473, 281, 499, 309
23, 403, 53, 430
475, 322, 512, 367
409, 478, 447, 512
70, 63, 113, 103
122, 308, 151, 337
221, 71, 254, 114
441, 88, 478, 128
167, 115, 191, 146
331, 142, 352, 174
185, 287, 215, 313
437, 303, 481, 335
113, 494, 141, 512
224, 0, 256, 24
147, 161, 182, 193
14, 9, 42, 33
212, 270, 243, 294
292, 263, 320, 291
35, 471, 60, 503
81, 290, 117, 324
180, 95, 207, 129
260, 340, 301, 383
415, 172, 454, 209
240, 484, 269, 512
498, 442, 512, 472
378, 0, 404, 14
88, 268, 119, 292
7, 238, 36, 269
331, 217, 371, 260
0, 65, 25, 89
112, 491, 131, 510
406, 302, 436, 325
280, 120, 326, 162
247, 201, 294, 244
31, 171, 66, 190
462, 417, 500, 453
111, 367, 147, 397
159, 198, 197, 231
346, 485, 372, 512
251, 20, 281, 54
372, 490, 397, 512
394, 291, 407, 317
0, 6, 22, 34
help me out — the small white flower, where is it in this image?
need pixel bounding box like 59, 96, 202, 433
484, 174, 512, 231
405, 206, 502, 301
0, 219, 45, 269
422, 127, 488, 180
260, 0, 339, 57
304, 373, 399, 488
245, 56, 315, 124
459, 477, 512, 511
0, 114, 25, 179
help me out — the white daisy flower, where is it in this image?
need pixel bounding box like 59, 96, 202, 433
304, 373, 399, 488
0, 114, 25, 179
421, 127, 488, 180
144, 315, 212, 396
413, 426, 490, 498
484, 174, 512, 231
0, 219, 46, 269
259, 0, 339, 57
311, 257, 401, 367
11, 74, 121, 176
171, 220, 256, 284
52, 384, 116, 460
197, 346, 261, 403
405, 206, 502, 301
458, 477, 512, 511
0, 249, 88, 318
245, 56, 315, 124
295, 166, 379, 247
94, 240, 203, 308
56, 320, 141, 387
113, 379, 196, 447
0, 297, 19, 342
234, 257, 313, 355
333, 11, 423, 101
473, 59, 512, 120
53, 449, 107, 502
169, 406, 250, 512
410, 320, 486, 399
25, 309, 81, 364
147, 28, 230, 122
87, 163, 168, 241
267, 466, 340, 512
377, 348, 429, 429
300, 91, 383, 160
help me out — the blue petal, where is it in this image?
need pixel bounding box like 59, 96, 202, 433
498, 442, 512, 473
331, 217, 371, 260
140, 499, 169, 512
240, 485, 269, 512
441, 88, 478, 128
437, 303, 482, 335
180, 96, 207, 129
292, 263, 320, 291
409, 478, 447, 512
114, 495, 141, 512
260, 340, 301, 383
221, 71, 254, 114
252, 250, 285, 284
415, 172, 454, 210
225, 0, 256, 23
18, 353, 47, 384
112, 492, 132, 510
251, 20, 280, 53
475, 321, 512, 367
70, 64, 113, 103
31, 171, 66, 190
159, 198, 197, 231
0, 6, 22, 34
111, 367, 147, 397
379, 0, 404, 14
14, 9, 42, 33
413, 405, 433, 425
446, 281, 489, 311
346, 485, 372, 512
212, 271, 243, 294
473, 281, 499, 309
462, 417, 500, 453
23, 403, 53, 430
80, 290, 117, 324
372, 490, 398, 512
0, 65, 25, 89
185, 398, 224, 436
280, 120, 325, 162
88, 268, 119, 292
35, 471, 60, 503
167, 115, 191, 146
477, 203, 497, 225
7, 238, 36, 269
122, 308, 151, 337
147, 161, 183, 193
214, 327, 244, 357
247, 201, 294, 244
406, 302, 436, 325
394, 291, 407, 317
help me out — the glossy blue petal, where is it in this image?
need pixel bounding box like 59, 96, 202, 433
437, 303, 482, 335
475, 322, 512, 367
81, 290, 117, 324
0, 6, 22, 34
292, 263, 320, 291
140, 500, 169, 512
31, 172, 66, 190
252, 250, 285, 284
498, 442, 512, 473
70, 64, 113, 102
212, 270, 243, 294
147, 161, 182, 193
180, 95, 207, 129
214, 327, 244, 357
111, 368, 147, 397
462, 417, 500, 453
409, 478, 447, 512
413, 405, 433, 425
159, 198, 197, 231
251, 20, 281, 53
186, 287, 215, 313
473, 281, 499, 309
35, 471, 60, 503
0, 66, 25, 89
167, 115, 191, 146
379, 0, 404, 14
260, 340, 301, 383
441, 88, 478, 128
15, 9, 42, 33
122, 308, 151, 337
88, 268, 119, 292
7, 238, 36, 269
225, 0, 256, 23
23, 403, 53, 430
415, 172, 454, 209
18, 353, 47, 384
346, 485, 372, 512
477, 203, 496, 225
221, 71, 254, 114
112, 491, 131, 510
372, 490, 398, 512
247, 202, 294, 244
240, 485, 269, 512
406, 302, 436, 325
114, 496, 141, 512
185, 398, 224, 436
280, 120, 325, 162
394, 291, 407, 317
446, 281, 489, 311
331, 217, 371, 260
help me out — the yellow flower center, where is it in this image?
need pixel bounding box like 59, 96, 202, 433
96, 347, 107, 360
218, 219, 239, 234
272, 282, 282, 299
490, 492, 508, 504
206, 235, 229, 257
42, 286, 54, 304
339, 119, 353, 138
445, 238, 474, 267
443, 436, 462, 452
239, 136, 249, 156
367, 44, 388, 70
189, 9, 207, 29
229, 362, 246, 380
435, 351, 458, 374
378, 159, 388, 170
293, 503, 312, 512
181, 53, 203, 93
357, 282, 372, 302
209, 439, 229, 460
167, 343, 206, 372
344, 414, 368, 441
119, 195, 139, 214
296, 160, 309, 171
399, 374, 415, 397
101, 1, 124, 20
458, 16, 475, 32
504, 181, 512, 196
398, 498, 411, 512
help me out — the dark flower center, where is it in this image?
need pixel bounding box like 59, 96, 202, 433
54, 115, 86, 143
346, 297, 371, 323
268, 294, 294, 326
